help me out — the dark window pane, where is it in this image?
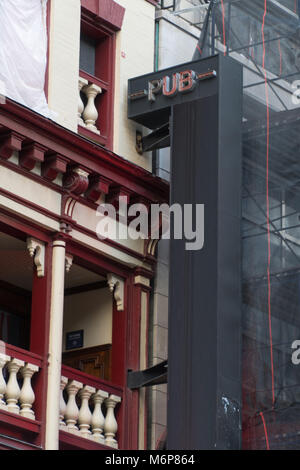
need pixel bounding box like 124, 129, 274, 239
80, 34, 96, 76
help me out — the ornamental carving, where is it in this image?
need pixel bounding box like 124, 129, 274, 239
63, 167, 89, 196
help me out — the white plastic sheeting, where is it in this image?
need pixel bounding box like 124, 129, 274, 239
0, 0, 52, 118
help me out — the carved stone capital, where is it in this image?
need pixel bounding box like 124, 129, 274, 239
65, 254, 73, 273
107, 274, 124, 312
27, 237, 45, 278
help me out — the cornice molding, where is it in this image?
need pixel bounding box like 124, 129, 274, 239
81, 0, 125, 32
0, 100, 169, 204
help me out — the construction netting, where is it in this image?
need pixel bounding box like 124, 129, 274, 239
200, 0, 300, 450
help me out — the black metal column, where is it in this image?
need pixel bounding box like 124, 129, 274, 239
167, 56, 243, 450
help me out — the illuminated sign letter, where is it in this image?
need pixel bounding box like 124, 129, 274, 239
163, 73, 179, 97
179, 70, 197, 94
148, 79, 162, 102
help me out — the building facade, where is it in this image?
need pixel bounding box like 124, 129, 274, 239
0, 0, 169, 451
151, 0, 300, 450
1, 0, 300, 452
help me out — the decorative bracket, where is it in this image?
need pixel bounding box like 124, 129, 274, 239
107, 274, 124, 312
27, 237, 45, 278
19, 142, 46, 171
65, 254, 73, 273
0, 131, 24, 160
42, 153, 68, 182
85, 174, 112, 203
63, 166, 90, 196
106, 187, 131, 212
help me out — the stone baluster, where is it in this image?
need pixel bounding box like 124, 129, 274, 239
60, 376, 68, 428
5, 358, 24, 414
78, 77, 88, 127
0, 354, 10, 410
82, 83, 102, 135
91, 389, 108, 443
65, 380, 82, 433
78, 385, 95, 438
104, 394, 122, 448
19, 363, 39, 420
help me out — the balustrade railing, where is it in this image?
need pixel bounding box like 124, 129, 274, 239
78, 76, 102, 135
0, 344, 41, 420
61, 365, 123, 449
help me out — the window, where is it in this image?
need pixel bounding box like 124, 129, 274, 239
78, 0, 125, 149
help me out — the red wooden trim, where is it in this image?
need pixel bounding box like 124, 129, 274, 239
81, 0, 125, 32
0, 158, 63, 195
30, 244, 52, 448
111, 276, 140, 449
5, 343, 43, 367
0, 174, 152, 270
99, 32, 116, 150
79, 70, 109, 91
78, 125, 107, 147
0, 101, 169, 203
72, 220, 153, 266
67, 239, 134, 279
110, 289, 127, 449
0, 409, 41, 434
0, 221, 51, 448
0, 208, 54, 242
0, 185, 60, 224
0, 434, 42, 450
0, 279, 31, 299
143, 288, 150, 449
108, 33, 116, 151
59, 429, 113, 450
0, 163, 156, 267
0, 182, 157, 269
79, 10, 116, 150
64, 280, 107, 296
61, 364, 123, 397
30, 250, 52, 357
0, 220, 27, 243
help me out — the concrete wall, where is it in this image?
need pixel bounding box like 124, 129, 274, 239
113, 0, 156, 171
48, 0, 81, 132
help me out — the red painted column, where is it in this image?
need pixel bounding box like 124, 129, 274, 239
132, 271, 152, 450
111, 270, 152, 450
30, 241, 52, 448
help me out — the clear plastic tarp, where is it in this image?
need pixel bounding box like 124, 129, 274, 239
205, 0, 300, 450
0, 0, 51, 118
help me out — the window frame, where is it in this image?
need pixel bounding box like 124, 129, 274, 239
79, 0, 125, 150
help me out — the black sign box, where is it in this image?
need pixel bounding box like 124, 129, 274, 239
128, 55, 220, 129
66, 330, 84, 350
128, 54, 243, 449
